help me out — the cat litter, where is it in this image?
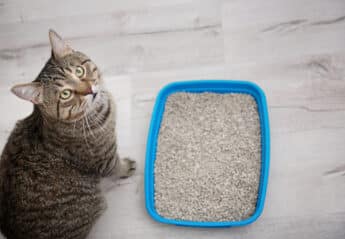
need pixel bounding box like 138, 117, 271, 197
145, 80, 270, 227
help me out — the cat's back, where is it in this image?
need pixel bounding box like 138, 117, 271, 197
0, 113, 105, 239
0, 110, 47, 194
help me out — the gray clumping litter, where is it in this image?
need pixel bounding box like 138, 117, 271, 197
154, 92, 261, 222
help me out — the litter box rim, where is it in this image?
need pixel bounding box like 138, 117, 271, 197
145, 80, 270, 228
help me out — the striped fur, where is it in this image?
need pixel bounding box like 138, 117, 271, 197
0, 30, 136, 239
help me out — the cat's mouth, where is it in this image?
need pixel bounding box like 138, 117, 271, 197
92, 92, 98, 101
81, 84, 100, 103
91, 85, 100, 101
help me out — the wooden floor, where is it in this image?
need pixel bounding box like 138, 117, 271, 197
1, 0, 345, 238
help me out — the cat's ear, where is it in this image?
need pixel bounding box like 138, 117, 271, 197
49, 29, 73, 59
11, 82, 43, 104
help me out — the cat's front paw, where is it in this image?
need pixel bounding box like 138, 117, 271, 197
116, 157, 136, 179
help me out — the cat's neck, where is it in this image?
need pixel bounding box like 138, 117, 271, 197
26, 97, 116, 174
32, 97, 115, 146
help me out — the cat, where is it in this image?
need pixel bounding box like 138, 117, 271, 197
0, 30, 136, 239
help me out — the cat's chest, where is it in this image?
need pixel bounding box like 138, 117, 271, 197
59, 118, 116, 166
67, 129, 115, 156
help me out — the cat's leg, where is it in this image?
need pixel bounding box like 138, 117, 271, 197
112, 154, 136, 179
99, 154, 136, 178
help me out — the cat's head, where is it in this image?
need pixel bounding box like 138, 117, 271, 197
11, 30, 103, 122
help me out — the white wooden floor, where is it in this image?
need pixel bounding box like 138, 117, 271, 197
1, 0, 345, 238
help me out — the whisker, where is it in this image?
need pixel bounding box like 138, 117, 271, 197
89, 110, 106, 132
82, 117, 92, 155
85, 114, 96, 139
72, 120, 77, 137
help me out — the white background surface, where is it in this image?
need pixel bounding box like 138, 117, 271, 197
0, 0, 344, 238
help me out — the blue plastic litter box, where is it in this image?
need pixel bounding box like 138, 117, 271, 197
145, 80, 270, 227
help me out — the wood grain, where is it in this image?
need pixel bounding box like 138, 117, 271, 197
0, 0, 344, 238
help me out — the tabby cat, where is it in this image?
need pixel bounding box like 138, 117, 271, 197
0, 30, 136, 239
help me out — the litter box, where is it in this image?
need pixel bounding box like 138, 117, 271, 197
144, 80, 270, 227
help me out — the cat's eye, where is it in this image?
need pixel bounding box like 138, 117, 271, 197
75, 66, 85, 77
60, 89, 72, 100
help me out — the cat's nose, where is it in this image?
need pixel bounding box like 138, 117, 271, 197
83, 86, 93, 95
79, 84, 99, 97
